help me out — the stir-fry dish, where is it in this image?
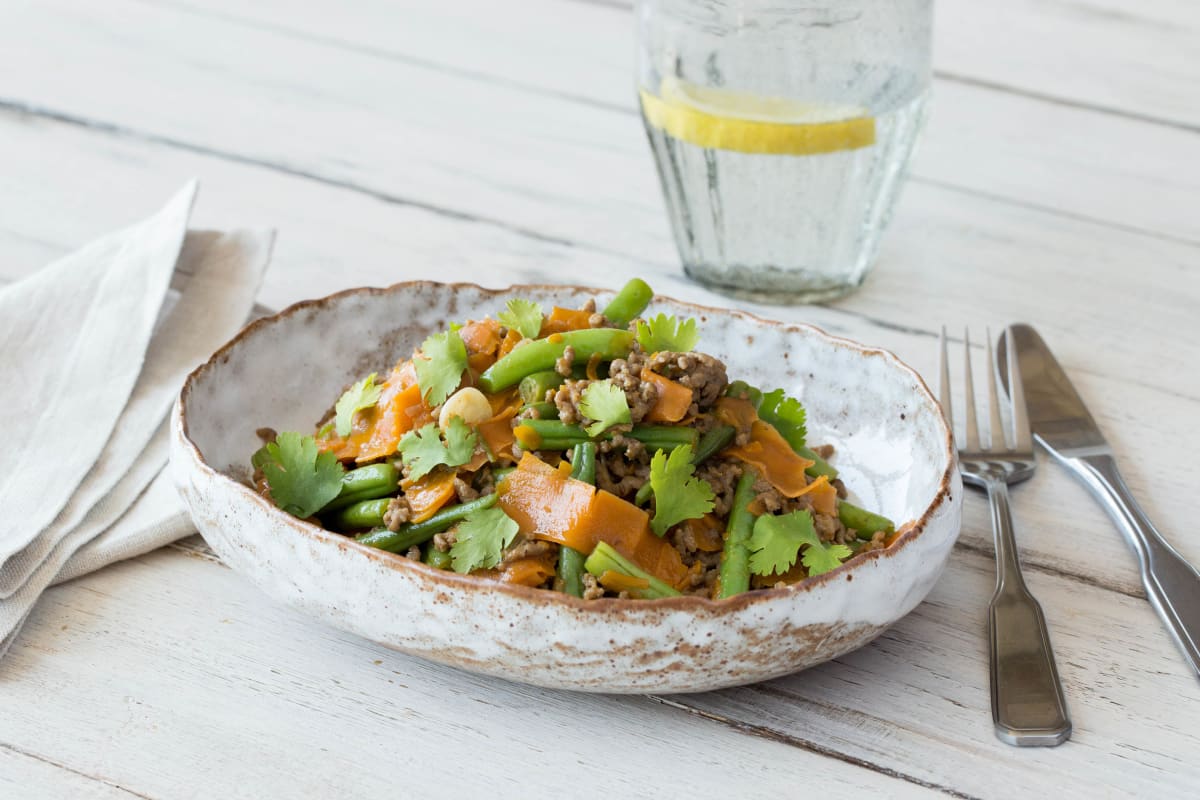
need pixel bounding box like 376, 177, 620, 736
251, 279, 901, 600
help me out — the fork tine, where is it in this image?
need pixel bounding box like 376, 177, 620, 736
985, 327, 1008, 450
938, 326, 953, 427
1006, 327, 1034, 453
962, 329, 981, 451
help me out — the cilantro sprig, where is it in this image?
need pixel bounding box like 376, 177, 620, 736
748, 510, 851, 577
758, 389, 807, 451
497, 298, 543, 340
414, 330, 468, 407
334, 373, 384, 436
251, 432, 344, 519
648, 444, 715, 537
396, 417, 479, 480
450, 506, 520, 573
635, 313, 699, 353
577, 380, 631, 437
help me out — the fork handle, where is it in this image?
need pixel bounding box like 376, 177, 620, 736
984, 476, 1072, 746
1065, 454, 1200, 680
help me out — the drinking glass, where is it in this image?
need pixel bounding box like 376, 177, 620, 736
636, 0, 932, 303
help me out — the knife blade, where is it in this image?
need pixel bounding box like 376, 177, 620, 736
998, 324, 1200, 681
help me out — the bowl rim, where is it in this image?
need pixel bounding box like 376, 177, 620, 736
176, 280, 956, 615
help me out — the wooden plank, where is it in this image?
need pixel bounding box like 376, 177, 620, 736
664, 547, 1200, 798
1, 549, 942, 799
935, 0, 1200, 129
1, 111, 1195, 603
0, 745, 149, 800
80, 0, 1200, 244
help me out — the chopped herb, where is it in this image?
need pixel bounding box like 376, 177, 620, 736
578, 380, 631, 437
251, 432, 344, 518
748, 510, 851, 577
414, 330, 468, 407
396, 417, 478, 480
497, 298, 544, 340
636, 313, 699, 353
334, 373, 384, 437
648, 444, 715, 537
449, 506, 520, 573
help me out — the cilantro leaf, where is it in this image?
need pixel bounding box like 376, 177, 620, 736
443, 415, 479, 465
748, 510, 851, 577
497, 298, 543, 340
334, 373, 384, 437
251, 432, 344, 518
449, 506, 520, 573
578, 380, 631, 437
396, 418, 479, 480
414, 330, 468, 407
758, 388, 807, 450
636, 313, 699, 353
648, 444, 715, 537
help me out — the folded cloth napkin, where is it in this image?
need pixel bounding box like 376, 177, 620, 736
0, 183, 273, 656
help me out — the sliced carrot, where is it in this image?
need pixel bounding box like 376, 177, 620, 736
458, 319, 501, 356
562, 490, 689, 588
725, 420, 815, 497
640, 368, 693, 423
467, 351, 495, 374
679, 514, 725, 552
501, 555, 557, 587
797, 474, 838, 516
714, 396, 758, 429
496, 453, 689, 587
401, 470, 458, 523
597, 570, 650, 593
539, 306, 594, 336
477, 406, 518, 465
497, 328, 522, 357
497, 454, 595, 540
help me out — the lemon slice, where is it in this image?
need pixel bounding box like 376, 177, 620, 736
640, 77, 876, 156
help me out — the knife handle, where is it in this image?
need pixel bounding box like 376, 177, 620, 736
1066, 453, 1200, 679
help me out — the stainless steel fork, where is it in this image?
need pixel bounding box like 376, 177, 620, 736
939, 327, 1071, 747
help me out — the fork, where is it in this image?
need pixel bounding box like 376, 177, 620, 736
939, 327, 1072, 747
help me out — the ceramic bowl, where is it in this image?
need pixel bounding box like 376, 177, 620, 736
170, 282, 961, 693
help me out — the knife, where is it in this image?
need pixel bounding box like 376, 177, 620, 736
998, 324, 1200, 680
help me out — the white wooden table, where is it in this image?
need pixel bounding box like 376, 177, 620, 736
3, 1, 1199, 797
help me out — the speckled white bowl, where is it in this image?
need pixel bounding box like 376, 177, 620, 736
170, 282, 960, 693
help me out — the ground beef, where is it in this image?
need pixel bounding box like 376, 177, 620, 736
453, 477, 479, 503
646, 351, 728, 411
475, 468, 497, 498
831, 477, 848, 499
552, 379, 589, 424
607, 345, 659, 423
813, 443, 835, 459
383, 497, 412, 531
858, 530, 888, 553
554, 345, 575, 377
255, 427, 277, 443
696, 460, 744, 517
814, 510, 842, 542
595, 446, 651, 499
404, 545, 421, 560
499, 538, 555, 568
432, 530, 456, 552
582, 573, 605, 600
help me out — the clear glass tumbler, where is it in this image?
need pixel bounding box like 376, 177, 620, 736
636, 0, 932, 303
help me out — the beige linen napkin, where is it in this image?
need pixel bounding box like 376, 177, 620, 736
0, 185, 273, 656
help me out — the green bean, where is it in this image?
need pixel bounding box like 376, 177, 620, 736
628, 425, 697, 452
491, 466, 515, 484
583, 542, 681, 599
423, 544, 453, 570
838, 500, 894, 539
634, 425, 734, 505
518, 370, 566, 405
515, 420, 697, 453
558, 441, 597, 597
694, 424, 736, 464
320, 463, 400, 512
601, 278, 654, 328
797, 445, 838, 480
522, 401, 560, 420
478, 328, 634, 392
717, 470, 759, 598
355, 494, 498, 553
329, 497, 391, 532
